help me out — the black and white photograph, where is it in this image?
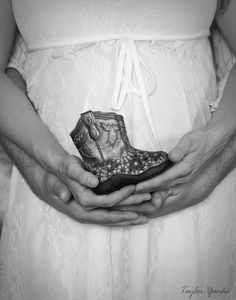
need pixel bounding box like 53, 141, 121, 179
0, 0, 236, 299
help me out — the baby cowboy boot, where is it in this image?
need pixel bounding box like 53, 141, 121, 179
70, 110, 172, 195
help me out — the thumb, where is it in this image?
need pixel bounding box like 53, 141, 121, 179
168, 135, 191, 163
57, 184, 72, 203
151, 192, 162, 209
46, 174, 72, 203
60, 155, 99, 188
151, 189, 173, 209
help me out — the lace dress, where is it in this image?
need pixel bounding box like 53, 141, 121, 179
1, 1, 236, 299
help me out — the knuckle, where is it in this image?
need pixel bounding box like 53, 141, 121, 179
103, 193, 119, 206
79, 197, 89, 207
182, 164, 192, 176
101, 202, 113, 209
108, 197, 118, 207
79, 170, 92, 186
149, 206, 157, 214
52, 180, 60, 195
40, 171, 48, 188
77, 171, 85, 183
101, 197, 116, 208
159, 181, 169, 189
41, 173, 52, 194
79, 202, 91, 211
59, 159, 69, 176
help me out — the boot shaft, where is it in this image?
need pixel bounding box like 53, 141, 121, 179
70, 110, 129, 164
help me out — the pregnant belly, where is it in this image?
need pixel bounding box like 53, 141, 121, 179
25, 39, 217, 153
25, 43, 119, 153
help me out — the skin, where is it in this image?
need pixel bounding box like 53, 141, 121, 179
117, 130, 236, 217
130, 1, 236, 217
0, 134, 148, 226
0, 0, 235, 224
0, 0, 152, 225
1, 67, 149, 226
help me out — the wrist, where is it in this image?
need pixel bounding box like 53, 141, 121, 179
204, 123, 236, 159
32, 126, 68, 175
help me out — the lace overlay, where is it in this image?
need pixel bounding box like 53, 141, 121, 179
1, 1, 236, 299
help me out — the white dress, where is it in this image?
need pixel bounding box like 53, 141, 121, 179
1, 1, 236, 299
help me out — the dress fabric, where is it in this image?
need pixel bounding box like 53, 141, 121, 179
1, 1, 236, 299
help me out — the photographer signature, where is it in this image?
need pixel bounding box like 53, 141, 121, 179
181, 285, 230, 298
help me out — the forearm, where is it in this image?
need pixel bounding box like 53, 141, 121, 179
206, 2, 236, 157
0, 71, 67, 173
0, 2, 61, 172
0, 135, 37, 185
207, 130, 236, 186
2, 69, 43, 180
205, 64, 236, 157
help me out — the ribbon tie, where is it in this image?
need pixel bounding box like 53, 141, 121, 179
111, 36, 160, 146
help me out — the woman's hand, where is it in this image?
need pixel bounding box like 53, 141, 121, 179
1, 135, 147, 226
33, 163, 147, 226
5, 58, 150, 222
3, 66, 148, 226
136, 129, 213, 193
57, 154, 152, 209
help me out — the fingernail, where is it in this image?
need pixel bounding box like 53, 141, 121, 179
153, 197, 162, 209
89, 177, 99, 187
144, 194, 151, 201
59, 190, 70, 203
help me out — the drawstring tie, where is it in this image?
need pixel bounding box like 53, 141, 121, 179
111, 36, 160, 147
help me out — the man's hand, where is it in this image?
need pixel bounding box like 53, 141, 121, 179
136, 129, 218, 194
3, 67, 148, 226
35, 158, 148, 226
116, 132, 236, 218
1, 135, 148, 226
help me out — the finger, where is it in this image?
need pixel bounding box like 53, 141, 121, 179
84, 209, 139, 224
116, 200, 181, 218
151, 192, 162, 209
59, 155, 99, 188
42, 173, 72, 203
68, 199, 140, 224
106, 216, 148, 226
116, 202, 156, 215
152, 195, 186, 218
168, 135, 192, 163
116, 192, 180, 218
135, 162, 191, 193
151, 189, 174, 208
160, 187, 182, 208
53, 180, 72, 203
78, 185, 136, 208
116, 192, 152, 206
59, 188, 72, 203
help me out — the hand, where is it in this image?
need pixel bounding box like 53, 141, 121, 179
27, 155, 148, 226
136, 129, 213, 193
58, 154, 152, 209
116, 132, 236, 218
116, 166, 217, 218
4, 67, 148, 225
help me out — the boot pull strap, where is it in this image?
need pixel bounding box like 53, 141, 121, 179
82, 111, 100, 140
